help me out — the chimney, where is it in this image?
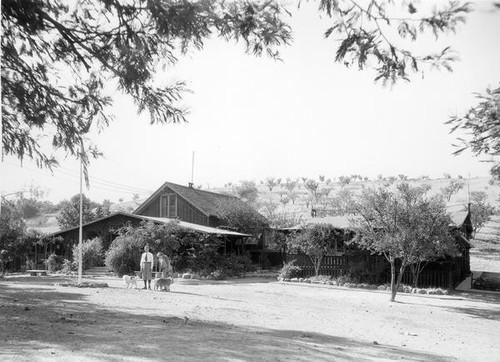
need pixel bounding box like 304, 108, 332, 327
188, 182, 194, 188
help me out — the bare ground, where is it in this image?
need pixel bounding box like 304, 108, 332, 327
1, 273, 499, 362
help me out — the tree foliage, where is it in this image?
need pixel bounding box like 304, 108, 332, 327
348, 183, 454, 301
0, 201, 27, 272
2, 0, 291, 167
448, 85, 500, 181
216, 198, 268, 234
56, 194, 111, 229
319, 0, 471, 84
2, 0, 471, 170
288, 223, 340, 276
469, 191, 496, 239
440, 179, 465, 201
234, 180, 260, 204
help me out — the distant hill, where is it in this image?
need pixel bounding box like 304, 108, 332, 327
26, 176, 499, 247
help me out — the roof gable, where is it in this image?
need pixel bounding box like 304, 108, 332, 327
133, 181, 250, 218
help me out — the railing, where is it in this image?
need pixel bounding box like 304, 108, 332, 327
288, 254, 349, 278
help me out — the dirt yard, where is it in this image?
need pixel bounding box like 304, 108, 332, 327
1, 273, 499, 362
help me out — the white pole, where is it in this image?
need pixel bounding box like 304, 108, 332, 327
191, 150, 195, 185
78, 147, 83, 283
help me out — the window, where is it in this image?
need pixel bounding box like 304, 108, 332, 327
161, 194, 177, 217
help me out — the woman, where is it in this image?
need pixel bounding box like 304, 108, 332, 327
140, 245, 154, 289
157, 252, 173, 278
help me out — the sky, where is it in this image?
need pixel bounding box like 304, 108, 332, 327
2, 1, 500, 204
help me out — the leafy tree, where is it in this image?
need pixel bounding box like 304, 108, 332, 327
0, 201, 27, 273
284, 178, 298, 192
264, 177, 278, 192
348, 183, 454, 301
288, 223, 340, 276
259, 200, 279, 220
216, 198, 268, 234
287, 191, 299, 205
338, 176, 351, 188
448, 85, 500, 181
56, 194, 110, 229
469, 191, 496, 239
2, 0, 291, 168
279, 196, 290, 207
235, 180, 259, 204
304, 179, 319, 198
440, 179, 465, 201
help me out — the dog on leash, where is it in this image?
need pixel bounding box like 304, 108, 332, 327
153, 277, 173, 292
122, 275, 138, 289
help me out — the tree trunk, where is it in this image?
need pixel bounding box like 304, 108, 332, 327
312, 255, 323, 276
390, 260, 397, 302
410, 263, 420, 288
396, 263, 406, 291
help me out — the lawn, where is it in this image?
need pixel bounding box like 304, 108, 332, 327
1, 273, 499, 361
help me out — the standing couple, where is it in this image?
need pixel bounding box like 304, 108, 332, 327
140, 245, 173, 290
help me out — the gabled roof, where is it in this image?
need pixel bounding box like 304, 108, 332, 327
133, 181, 246, 218
50, 212, 251, 237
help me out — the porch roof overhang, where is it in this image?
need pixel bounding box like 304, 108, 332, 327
49, 212, 251, 238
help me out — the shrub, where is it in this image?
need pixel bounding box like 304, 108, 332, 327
210, 269, 228, 280
220, 253, 256, 277
278, 260, 301, 279
105, 235, 142, 276
61, 259, 77, 274
44, 253, 63, 272
72, 237, 104, 270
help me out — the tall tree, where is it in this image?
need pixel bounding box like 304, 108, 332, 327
440, 179, 465, 201
0, 201, 27, 273
469, 191, 496, 239
288, 223, 340, 276
216, 198, 268, 234
56, 194, 110, 229
348, 183, 454, 301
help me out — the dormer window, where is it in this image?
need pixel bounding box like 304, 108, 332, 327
160, 194, 177, 218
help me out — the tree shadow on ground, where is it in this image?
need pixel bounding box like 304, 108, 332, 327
401, 291, 500, 321
0, 280, 454, 362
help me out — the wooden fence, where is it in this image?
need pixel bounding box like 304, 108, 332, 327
288, 253, 466, 289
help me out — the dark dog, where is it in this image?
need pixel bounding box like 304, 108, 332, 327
153, 277, 173, 292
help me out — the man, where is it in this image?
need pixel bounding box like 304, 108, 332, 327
140, 245, 154, 290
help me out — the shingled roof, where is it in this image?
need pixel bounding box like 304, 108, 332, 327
134, 181, 256, 219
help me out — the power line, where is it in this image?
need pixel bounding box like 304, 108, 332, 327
5, 160, 153, 195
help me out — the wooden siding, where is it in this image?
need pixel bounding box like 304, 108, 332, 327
137, 186, 209, 225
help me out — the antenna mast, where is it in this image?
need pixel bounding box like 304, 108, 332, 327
190, 151, 195, 187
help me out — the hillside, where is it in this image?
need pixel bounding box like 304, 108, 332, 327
25, 176, 500, 246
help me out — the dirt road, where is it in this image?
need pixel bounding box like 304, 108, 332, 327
1, 275, 499, 361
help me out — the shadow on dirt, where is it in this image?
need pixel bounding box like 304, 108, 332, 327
0, 279, 453, 362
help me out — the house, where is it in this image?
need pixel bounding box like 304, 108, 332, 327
275, 205, 473, 289
49, 181, 268, 261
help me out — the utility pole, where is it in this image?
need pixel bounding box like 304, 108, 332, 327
78, 143, 84, 284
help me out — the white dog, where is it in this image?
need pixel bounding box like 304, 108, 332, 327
122, 275, 138, 289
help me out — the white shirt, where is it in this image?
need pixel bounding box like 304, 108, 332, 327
140, 252, 154, 267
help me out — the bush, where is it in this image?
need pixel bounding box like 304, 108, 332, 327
105, 235, 142, 276
220, 253, 256, 277
61, 259, 77, 274
44, 253, 63, 272
279, 260, 301, 279
210, 269, 228, 280
72, 237, 104, 271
